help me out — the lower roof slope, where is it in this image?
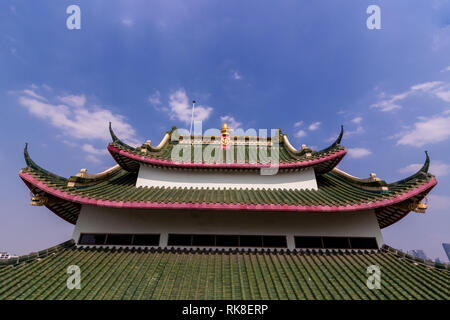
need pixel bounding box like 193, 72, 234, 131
0, 240, 448, 300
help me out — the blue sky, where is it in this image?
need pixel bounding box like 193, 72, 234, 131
1, 0, 449, 260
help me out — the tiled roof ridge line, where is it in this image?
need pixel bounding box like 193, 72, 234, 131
381, 244, 450, 271
109, 122, 173, 152
2, 239, 448, 272
73, 245, 380, 255
18, 170, 437, 213
282, 126, 344, 156
107, 144, 346, 170
0, 239, 75, 267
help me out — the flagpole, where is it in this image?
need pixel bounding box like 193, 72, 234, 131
189, 100, 196, 136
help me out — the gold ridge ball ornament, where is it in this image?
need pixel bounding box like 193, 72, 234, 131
221, 122, 231, 149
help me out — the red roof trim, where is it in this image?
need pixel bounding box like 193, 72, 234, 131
19, 171, 437, 213
107, 144, 346, 169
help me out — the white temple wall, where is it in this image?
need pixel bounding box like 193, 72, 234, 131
136, 165, 318, 190
72, 205, 384, 250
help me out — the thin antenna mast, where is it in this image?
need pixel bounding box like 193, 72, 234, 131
189, 100, 196, 136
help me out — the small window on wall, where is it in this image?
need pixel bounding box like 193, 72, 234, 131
168, 234, 192, 246
262, 236, 287, 248
78, 233, 160, 246
133, 234, 160, 246
239, 235, 263, 247
349, 237, 378, 249
167, 234, 287, 248
216, 235, 239, 247
192, 235, 215, 246
106, 234, 133, 245
294, 236, 378, 249
79, 234, 106, 245
294, 236, 323, 249
323, 237, 351, 249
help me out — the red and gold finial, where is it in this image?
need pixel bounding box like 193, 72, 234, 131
221, 122, 231, 148
221, 122, 230, 136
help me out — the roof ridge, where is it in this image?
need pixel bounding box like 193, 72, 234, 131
381, 244, 449, 271
3, 240, 448, 272
0, 239, 75, 267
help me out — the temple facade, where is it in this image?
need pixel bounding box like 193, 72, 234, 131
20, 123, 435, 250
1, 122, 448, 300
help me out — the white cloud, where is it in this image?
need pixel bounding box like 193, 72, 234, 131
399, 160, 449, 177
293, 121, 303, 128
344, 117, 365, 137
220, 115, 242, 131
148, 90, 161, 106
397, 114, 450, 147
351, 117, 363, 124
121, 18, 134, 26
432, 25, 450, 51
82, 144, 109, 164
346, 125, 365, 138
167, 88, 213, 124
57, 94, 86, 108
427, 194, 450, 210
442, 65, 450, 72
308, 122, 321, 131
17, 90, 139, 146
433, 83, 450, 102
82, 144, 108, 156
295, 129, 307, 138
232, 70, 242, 80
371, 81, 448, 112
410, 81, 441, 91
23, 89, 47, 101
347, 148, 372, 158
42, 84, 52, 91
85, 155, 102, 164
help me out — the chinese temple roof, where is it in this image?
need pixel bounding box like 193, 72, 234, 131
19, 143, 436, 228
107, 123, 346, 173
0, 240, 448, 300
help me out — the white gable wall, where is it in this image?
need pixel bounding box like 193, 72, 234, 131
136, 164, 318, 190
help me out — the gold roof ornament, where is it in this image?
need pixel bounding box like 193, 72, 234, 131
221, 122, 230, 136
31, 194, 48, 206
414, 202, 427, 213
404, 197, 428, 214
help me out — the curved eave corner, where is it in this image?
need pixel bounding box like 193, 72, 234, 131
20, 144, 79, 225
376, 151, 437, 229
